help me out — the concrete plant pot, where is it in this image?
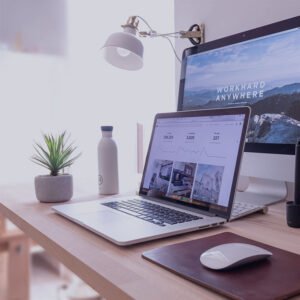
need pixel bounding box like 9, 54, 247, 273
34, 174, 73, 203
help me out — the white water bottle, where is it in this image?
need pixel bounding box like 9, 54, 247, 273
97, 126, 119, 195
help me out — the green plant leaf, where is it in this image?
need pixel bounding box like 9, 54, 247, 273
31, 131, 81, 175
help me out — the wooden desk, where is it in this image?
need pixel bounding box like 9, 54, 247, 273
0, 184, 300, 300
0, 207, 30, 300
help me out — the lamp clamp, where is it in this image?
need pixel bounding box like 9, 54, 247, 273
180, 24, 205, 45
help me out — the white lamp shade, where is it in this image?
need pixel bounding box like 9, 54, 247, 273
102, 31, 144, 71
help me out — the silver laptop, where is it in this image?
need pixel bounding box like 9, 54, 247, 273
53, 107, 264, 246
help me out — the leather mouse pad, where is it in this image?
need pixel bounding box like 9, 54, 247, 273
142, 232, 300, 300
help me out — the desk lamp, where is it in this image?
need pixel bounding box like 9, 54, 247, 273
102, 16, 204, 70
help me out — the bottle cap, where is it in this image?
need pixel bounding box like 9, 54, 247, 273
101, 126, 113, 132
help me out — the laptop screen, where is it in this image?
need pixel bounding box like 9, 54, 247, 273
139, 107, 250, 219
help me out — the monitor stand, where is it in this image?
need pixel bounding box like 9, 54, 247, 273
236, 176, 287, 206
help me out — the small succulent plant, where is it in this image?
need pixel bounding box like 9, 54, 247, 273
31, 131, 81, 176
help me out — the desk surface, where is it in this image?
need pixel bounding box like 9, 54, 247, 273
1, 184, 300, 300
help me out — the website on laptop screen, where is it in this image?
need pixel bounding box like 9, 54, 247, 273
140, 113, 245, 210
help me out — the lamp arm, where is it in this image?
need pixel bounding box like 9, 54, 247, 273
142, 31, 184, 38
134, 15, 205, 45
121, 15, 205, 64
130, 16, 181, 63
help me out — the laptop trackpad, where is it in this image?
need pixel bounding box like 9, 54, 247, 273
78, 211, 121, 223
75, 211, 157, 244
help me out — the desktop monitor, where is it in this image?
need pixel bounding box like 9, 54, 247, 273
177, 16, 300, 205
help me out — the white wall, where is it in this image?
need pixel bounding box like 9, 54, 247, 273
0, 0, 175, 194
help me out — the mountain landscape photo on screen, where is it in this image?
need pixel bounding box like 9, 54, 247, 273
183, 28, 300, 144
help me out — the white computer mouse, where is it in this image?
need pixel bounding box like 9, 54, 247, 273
200, 243, 272, 270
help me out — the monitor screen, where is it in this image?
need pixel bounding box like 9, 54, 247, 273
178, 16, 300, 155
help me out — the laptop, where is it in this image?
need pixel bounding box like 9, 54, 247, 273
53, 107, 264, 246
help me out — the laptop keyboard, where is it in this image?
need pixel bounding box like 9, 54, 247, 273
102, 199, 202, 227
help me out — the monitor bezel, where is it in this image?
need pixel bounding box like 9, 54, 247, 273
177, 16, 300, 155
